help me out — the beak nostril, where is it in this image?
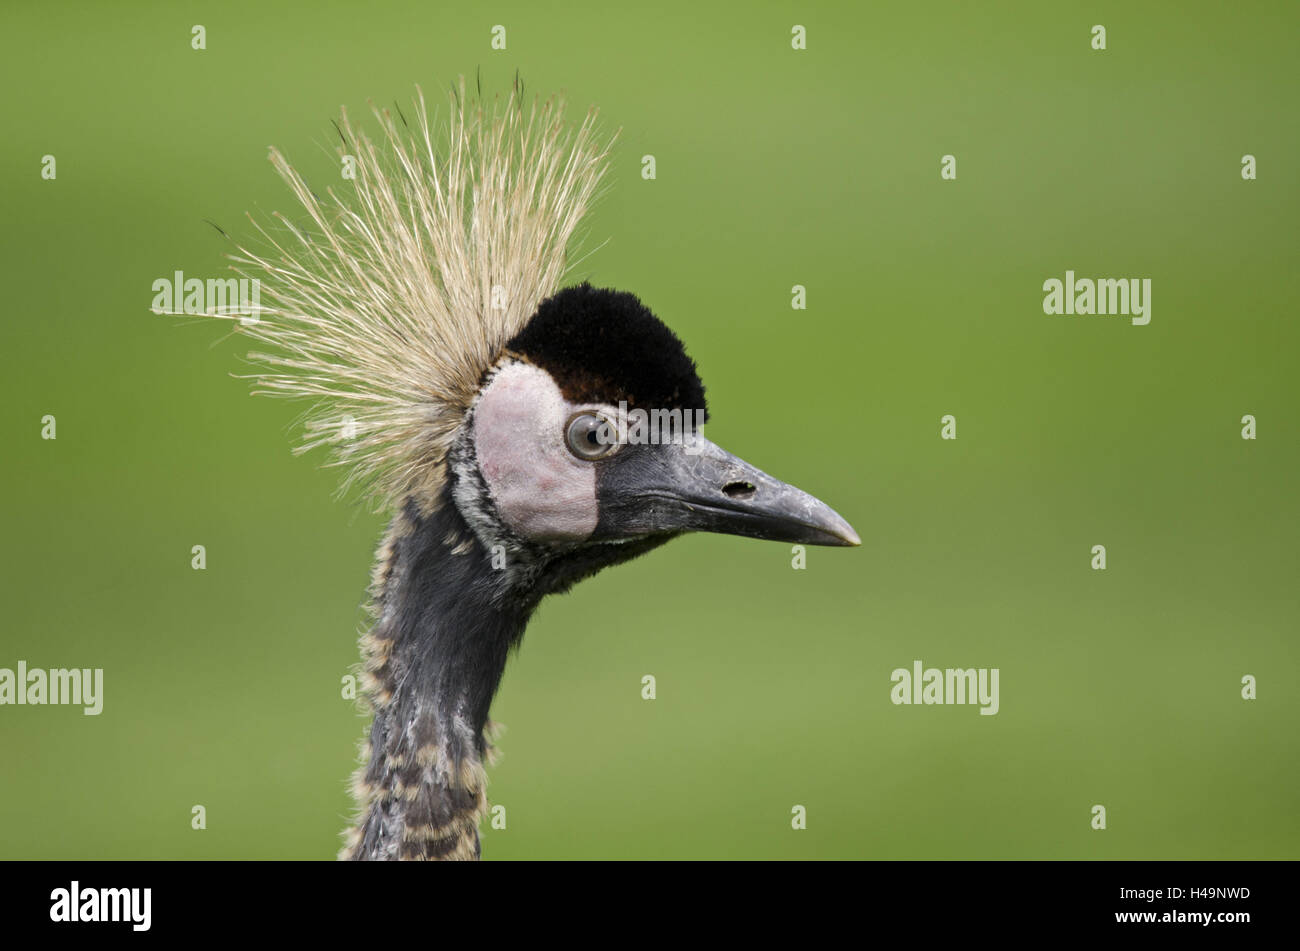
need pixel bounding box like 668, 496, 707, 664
722, 480, 757, 500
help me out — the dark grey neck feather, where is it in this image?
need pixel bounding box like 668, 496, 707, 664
343, 491, 531, 860
341, 433, 674, 860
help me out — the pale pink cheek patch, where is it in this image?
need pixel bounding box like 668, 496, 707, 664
473, 363, 599, 542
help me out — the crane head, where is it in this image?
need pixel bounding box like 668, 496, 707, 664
450, 283, 858, 589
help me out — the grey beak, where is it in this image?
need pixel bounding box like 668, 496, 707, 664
595, 434, 860, 547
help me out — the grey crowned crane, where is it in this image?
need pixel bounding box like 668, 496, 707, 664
205, 80, 858, 860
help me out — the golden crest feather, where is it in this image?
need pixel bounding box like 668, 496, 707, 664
200, 79, 615, 507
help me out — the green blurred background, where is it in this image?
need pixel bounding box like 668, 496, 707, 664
2, 0, 1296, 859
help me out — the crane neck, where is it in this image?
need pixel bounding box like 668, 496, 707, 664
342, 493, 533, 860
339, 428, 672, 860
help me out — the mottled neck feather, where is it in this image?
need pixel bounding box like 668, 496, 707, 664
342, 495, 532, 861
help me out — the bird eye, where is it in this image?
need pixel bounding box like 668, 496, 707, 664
565, 412, 619, 461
